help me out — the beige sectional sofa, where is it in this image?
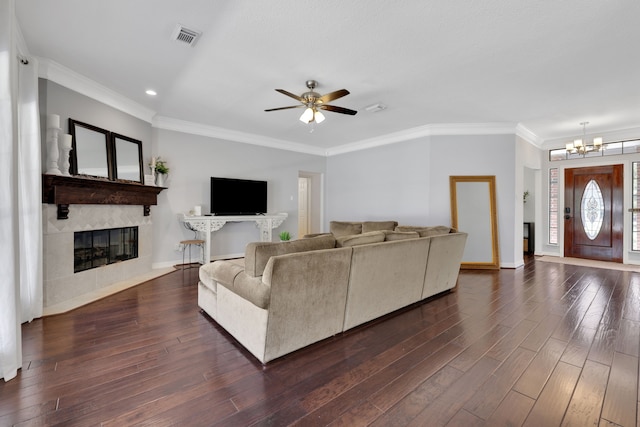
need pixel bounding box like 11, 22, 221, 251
198, 221, 467, 363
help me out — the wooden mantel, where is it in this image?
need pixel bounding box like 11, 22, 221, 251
42, 174, 165, 219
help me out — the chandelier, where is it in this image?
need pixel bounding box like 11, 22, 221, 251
565, 122, 604, 156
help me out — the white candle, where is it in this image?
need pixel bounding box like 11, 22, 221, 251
46, 114, 60, 129
194, 205, 202, 216
150, 157, 156, 167
60, 134, 72, 148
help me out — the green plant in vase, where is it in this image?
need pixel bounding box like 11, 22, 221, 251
151, 157, 169, 187
154, 158, 169, 175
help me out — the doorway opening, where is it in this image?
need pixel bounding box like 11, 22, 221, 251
298, 171, 323, 238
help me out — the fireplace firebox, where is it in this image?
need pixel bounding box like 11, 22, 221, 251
74, 227, 138, 273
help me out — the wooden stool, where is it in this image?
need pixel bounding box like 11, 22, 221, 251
180, 239, 205, 269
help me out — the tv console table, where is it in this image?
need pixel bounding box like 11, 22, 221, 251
179, 213, 288, 263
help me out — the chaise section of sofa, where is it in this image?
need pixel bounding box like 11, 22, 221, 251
216, 247, 353, 363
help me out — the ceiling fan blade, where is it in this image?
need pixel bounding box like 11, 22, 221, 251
319, 104, 358, 115
264, 105, 305, 112
275, 89, 305, 103
318, 89, 350, 104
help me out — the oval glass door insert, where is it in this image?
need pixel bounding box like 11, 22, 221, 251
581, 179, 604, 240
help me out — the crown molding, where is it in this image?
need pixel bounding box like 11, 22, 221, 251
37, 58, 156, 123
515, 124, 542, 147
153, 116, 327, 156
34, 56, 544, 156
326, 122, 530, 156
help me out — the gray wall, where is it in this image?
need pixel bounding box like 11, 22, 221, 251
327, 134, 519, 267
326, 138, 432, 225
41, 79, 527, 268
524, 168, 536, 222
39, 79, 327, 268
39, 79, 152, 173
152, 128, 326, 266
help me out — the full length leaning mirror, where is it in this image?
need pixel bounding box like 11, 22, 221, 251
450, 175, 500, 269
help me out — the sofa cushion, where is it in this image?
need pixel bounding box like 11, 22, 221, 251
226, 272, 271, 309
396, 225, 452, 237
244, 234, 337, 277
336, 231, 385, 247
302, 232, 332, 238
362, 221, 398, 233
330, 221, 363, 237
199, 259, 245, 290
383, 230, 420, 241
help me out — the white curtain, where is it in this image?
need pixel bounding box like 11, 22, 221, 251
0, 0, 43, 382
18, 55, 43, 323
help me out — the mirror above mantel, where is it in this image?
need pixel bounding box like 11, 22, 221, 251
112, 133, 143, 183
69, 119, 144, 184
69, 119, 111, 179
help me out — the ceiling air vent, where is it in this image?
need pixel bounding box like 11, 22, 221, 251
171, 24, 201, 47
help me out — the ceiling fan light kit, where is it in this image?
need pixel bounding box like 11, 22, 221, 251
299, 108, 325, 124
266, 80, 357, 124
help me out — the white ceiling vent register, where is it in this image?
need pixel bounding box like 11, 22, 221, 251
171, 24, 202, 47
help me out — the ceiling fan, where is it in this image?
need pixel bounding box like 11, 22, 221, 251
265, 80, 357, 124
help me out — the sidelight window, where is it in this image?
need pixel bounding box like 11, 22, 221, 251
633, 163, 640, 251
549, 168, 559, 244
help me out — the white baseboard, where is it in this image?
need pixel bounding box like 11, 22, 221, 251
152, 252, 244, 270
210, 252, 244, 261
43, 267, 175, 316
153, 260, 181, 269
501, 260, 524, 269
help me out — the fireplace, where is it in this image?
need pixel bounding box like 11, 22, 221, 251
74, 226, 138, 273
43, 204, 153, 309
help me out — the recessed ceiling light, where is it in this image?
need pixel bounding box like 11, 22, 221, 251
145, 89, 157, 96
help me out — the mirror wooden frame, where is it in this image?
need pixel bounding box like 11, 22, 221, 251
112, 133, 143, 183
450, 175, 500, 269
69, 119, 112, 179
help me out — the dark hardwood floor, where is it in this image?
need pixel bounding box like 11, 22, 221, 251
1, 257, 639, 426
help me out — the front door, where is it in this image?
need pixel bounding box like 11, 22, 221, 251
564, 165, 623, 262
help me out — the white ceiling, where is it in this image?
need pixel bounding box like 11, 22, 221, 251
15, 0, 640, 153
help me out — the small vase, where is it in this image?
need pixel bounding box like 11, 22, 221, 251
156, 173, 165, 187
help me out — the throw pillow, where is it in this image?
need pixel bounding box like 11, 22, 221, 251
336, 231, 385, 247
362, 220, 398, 233
330, 221, 363, 237
244, 234, 336, 277
383, 230, 420, 241
395, 225, 452, 237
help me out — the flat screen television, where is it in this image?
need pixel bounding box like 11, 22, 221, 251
210, 177, 267, 215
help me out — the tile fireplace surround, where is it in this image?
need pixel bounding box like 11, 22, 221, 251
42, 204, 156, 313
